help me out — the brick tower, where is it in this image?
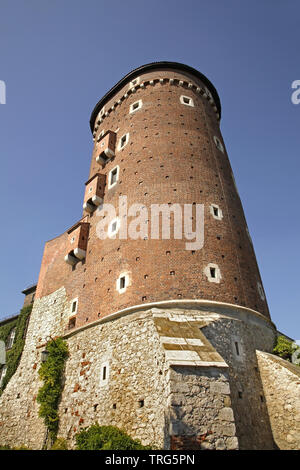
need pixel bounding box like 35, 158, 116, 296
0, 62, 281, 450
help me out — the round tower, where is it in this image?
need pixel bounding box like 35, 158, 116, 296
81, 61, 270, 323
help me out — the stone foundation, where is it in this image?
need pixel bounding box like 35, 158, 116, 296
0, 289, 280, 450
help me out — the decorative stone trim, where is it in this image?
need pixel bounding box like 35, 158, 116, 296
62, 299, 276, 340
92, 76, 220, 136
129, 99, 143, 114
117, 132, 129, 151
116, 272, 130, 294
180, 95, 194, 107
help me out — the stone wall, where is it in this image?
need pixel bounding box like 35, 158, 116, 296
0, 289, 280, 450
256, 351, 300, 450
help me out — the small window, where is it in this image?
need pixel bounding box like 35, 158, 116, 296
118, 133, 129, 151
116, 273, 129, 293
204, 263, 221, 283
108, 217, 120, 237
129, 100, 142, 114
180, 95, 194, 107
100, 361, 109, 387
210, 204, 223, 220
70, 298, 78, 315
108, 166, 119, 189
0, 365, 7, 388
234, 342, 240, 356
213, 136, 224, 153
70, 236, 75, 244
6, 328, 16, 349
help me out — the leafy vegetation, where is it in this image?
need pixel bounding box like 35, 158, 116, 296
36, 337, 69, 442
0, 304, 32, 394
75, 424, 151, 450
273, 335, 300, 364
50, 437, 68, 450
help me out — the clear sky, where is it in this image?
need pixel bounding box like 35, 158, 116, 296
0, 0, 299, 339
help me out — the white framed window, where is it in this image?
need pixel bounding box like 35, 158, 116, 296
129, 77, 140, 89
108, 217, 120, 238
70, 298, 78, 315
7, 328, 16, 349
129, 99, 142, 114
204, 263, 222, 283
213, 136, 224, 153
99, 361, 109, 387
117, 133, 129, 151
180, 95, 194, 107
116, 272, 130, 294
108, 166, 120, 189
257, 282, 266, 301
0, 365, 7, 388
210, 204, 223, 221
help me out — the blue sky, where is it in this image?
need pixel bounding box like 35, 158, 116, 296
0, 0, 299, 338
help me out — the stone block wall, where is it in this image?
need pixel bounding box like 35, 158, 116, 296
0, 290, 281, 450
257, 350, 300, 450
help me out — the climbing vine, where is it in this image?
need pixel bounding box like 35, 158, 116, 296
0, 304, 32, 395
36, 337, 69, 442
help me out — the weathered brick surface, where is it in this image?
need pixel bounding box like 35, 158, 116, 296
35, 66, 270, 330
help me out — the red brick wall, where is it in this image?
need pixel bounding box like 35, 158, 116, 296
35, 66, 270, 327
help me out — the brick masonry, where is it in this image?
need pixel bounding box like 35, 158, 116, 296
35, 65, 269, 331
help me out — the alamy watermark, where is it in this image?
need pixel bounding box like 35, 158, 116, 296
0, 80, 6, 104
96, 196, 204, 251
291, 80, 300, 105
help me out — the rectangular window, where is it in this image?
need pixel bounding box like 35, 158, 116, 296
102, 366, 107, 381
120, 276, 126, 290
110, 168, 118, 185
235, 342, 240, 356
72, 300, 77, 313
120, 135, 126, 147
210, 267, 216, 278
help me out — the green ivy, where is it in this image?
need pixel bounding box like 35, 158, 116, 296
273, 335, 299, 364
36, 337, 69, 443
0, 304, 32, 395
75, 424, 152, 450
